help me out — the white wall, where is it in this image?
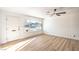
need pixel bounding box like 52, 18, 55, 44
0, 10, 8, 44
0, 10, 43, 44
0, 10, 2, 43
43, 8, 79, 40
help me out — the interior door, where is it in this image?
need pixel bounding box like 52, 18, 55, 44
6, 16, 20, 41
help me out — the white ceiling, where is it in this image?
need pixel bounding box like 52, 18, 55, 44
0, 7, 79, 18
0, 7, 47, 18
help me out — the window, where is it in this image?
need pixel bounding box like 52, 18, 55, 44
24, 18, 42, 31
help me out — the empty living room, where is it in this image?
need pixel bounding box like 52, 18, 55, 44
0, 7, 79, 51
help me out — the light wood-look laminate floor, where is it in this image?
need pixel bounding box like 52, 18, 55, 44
0, 34, 79, 51
17, 34, 79, 51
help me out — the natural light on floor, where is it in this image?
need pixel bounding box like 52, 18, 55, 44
0, 38, 36, 51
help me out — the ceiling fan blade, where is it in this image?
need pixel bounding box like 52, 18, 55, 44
56, 13, 61, 16
56, 12, 66, 14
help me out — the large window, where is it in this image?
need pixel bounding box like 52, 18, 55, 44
24, 18, 43, 32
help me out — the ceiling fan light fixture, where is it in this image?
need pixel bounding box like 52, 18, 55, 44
46, 8, 66, 16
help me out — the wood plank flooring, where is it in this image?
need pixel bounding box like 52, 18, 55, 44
17, 34, 79, 51
0, 34, 79, 51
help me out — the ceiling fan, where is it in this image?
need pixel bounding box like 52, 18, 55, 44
47, 9, 66, 16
